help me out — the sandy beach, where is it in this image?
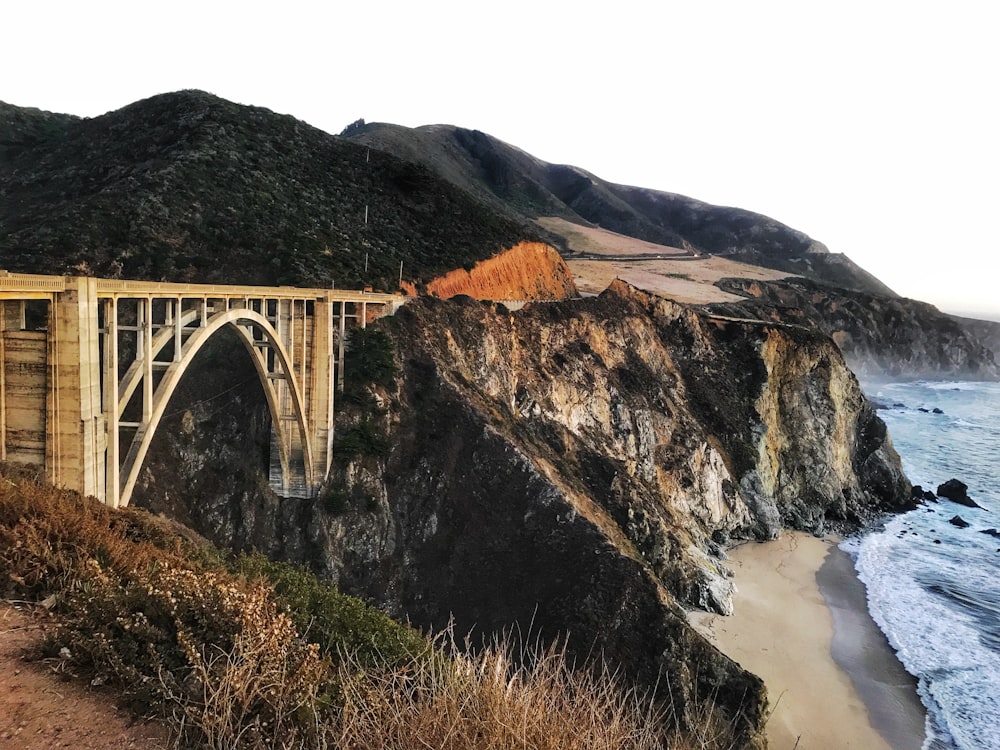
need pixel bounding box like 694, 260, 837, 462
688, 531, 926, 750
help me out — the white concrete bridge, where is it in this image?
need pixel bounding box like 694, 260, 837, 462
0, 271, 404, 507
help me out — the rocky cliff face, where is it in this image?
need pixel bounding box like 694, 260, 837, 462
953, 314, 1000, 364
712, 277, 1000, 379
133, 282, 910, 748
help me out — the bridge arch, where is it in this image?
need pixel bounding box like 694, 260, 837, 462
1, 273, 404, 507
118, 308, 313, 507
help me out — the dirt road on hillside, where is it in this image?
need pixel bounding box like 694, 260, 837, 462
0, 605, 168, 750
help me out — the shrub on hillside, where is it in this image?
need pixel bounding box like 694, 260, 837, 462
232, 552, 428, 669
343, 326, 397, 388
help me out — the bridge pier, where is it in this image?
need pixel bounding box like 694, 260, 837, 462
0, 272, 404, 507
46, 277, 105, 500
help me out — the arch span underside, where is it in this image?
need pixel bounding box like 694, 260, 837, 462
115, 308, 314, 508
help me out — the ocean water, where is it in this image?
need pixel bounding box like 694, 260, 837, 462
847, 381, 1000, 750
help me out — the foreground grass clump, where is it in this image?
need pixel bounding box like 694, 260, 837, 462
336, 634, 673, 750
0, 468, 717, 749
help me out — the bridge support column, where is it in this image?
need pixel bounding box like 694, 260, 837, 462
309, 300, 335, 487
46, 277, 106, 501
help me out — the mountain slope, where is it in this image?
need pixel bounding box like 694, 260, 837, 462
0, 92, 542, 289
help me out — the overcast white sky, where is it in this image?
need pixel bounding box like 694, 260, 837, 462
3, 1, 997, 318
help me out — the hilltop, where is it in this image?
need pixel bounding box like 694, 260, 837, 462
0, 92, 539, 290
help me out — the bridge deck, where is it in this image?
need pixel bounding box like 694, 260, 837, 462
0, 270, 402, 304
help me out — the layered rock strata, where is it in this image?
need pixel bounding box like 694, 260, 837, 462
319, 282, 906, 744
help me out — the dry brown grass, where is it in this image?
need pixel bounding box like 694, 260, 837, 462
332, 630, 743, 750
0, 468, 738, 750
334, 635, 667, 749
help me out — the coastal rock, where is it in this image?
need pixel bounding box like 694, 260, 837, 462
937, 479, 983, 508
979, 528, 1000, 539
911, 485, 937, 504
949, 515, 971, 528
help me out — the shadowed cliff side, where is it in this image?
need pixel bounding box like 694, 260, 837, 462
952, 314, 1000, 364
314, 282, 907, 746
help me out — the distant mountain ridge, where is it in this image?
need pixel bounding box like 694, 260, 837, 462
0, 91, 893, 298
1, 91, 995, 376
343, 121, 896, 297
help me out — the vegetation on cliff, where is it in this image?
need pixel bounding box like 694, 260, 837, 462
1, 467, 736, 750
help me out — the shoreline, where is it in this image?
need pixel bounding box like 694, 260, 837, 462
688, 531, 926, 749
817, 542, 927, 749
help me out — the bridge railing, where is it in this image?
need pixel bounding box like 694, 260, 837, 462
0, 271, 404, 305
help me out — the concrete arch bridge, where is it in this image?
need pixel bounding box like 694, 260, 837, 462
0, 272, 404, 507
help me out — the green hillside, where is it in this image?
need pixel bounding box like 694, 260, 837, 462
0, 91, 540, 290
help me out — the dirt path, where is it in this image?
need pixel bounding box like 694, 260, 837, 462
0, 604, 169, 750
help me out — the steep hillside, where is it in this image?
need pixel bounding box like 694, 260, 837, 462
0, 101, 78, 171
343, 121, 893, 296
711, 277, 999, 379
0, 92, 542, 289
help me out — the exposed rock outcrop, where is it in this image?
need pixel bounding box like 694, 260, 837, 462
321, 282, 905, 743
953, 314, 1000, 363
711, 277, 999, 379
937, 478, 982, 508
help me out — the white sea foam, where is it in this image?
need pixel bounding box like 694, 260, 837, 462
856, 380, 1000, 750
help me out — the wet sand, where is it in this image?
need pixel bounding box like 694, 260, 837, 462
688, 531, 926, 749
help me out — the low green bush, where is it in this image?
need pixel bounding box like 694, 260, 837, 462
232, 552, 430, 669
